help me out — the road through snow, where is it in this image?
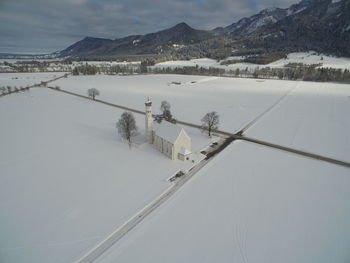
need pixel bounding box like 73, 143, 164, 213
76, 158, 211, 263
43, 75, 349, 262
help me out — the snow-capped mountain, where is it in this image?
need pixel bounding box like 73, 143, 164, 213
214, 8, 288, 36
59, 23, 214, 58
241, 0, 350, 56
58, 0, 350, 59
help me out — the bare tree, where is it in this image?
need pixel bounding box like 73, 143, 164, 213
116, 111, 138, 148
163, 109, 176, 123
159, 100, 176, 123
88, 88, 100, 100
201, 111, 219, 137
160, 100, 171, 113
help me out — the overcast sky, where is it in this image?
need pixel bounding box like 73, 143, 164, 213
0, 0, 298, 54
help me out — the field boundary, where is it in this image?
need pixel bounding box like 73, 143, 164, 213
47, 87, 350, 169
0, 73, 69, 98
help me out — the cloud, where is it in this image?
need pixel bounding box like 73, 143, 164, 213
0, 0, 299, 53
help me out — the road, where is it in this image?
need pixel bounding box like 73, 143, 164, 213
76, 157, 211, 263
48, 86, 350, 169
0, 73, 69, 97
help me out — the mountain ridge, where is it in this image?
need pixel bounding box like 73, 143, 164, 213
58, 0, 350, 59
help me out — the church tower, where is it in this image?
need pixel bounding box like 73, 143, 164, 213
145, 97, 153, 143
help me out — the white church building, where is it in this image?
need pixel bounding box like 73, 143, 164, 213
145, 99, 191, 161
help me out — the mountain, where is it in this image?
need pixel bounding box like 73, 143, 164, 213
59, 37, 113, 57
59, 23, 214, 59
241, 0, 350, 56
213, 8, 288, 36
58, 0, 350, 59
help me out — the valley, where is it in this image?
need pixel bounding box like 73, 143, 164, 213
1, 72, 349, 262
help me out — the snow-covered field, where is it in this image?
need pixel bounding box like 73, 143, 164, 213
96, 141, 350, 263
270, 52, 350, 70
0, 87, 212, 263
1, 73, 349, 263
154, 52, 350, 71
246, 81, 350, 161
55, 75, 350, 161
54, 74, 295, 132
1, 52, 348, 74
154, 57, 260, 71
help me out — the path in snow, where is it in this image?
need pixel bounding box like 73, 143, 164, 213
76, 138, 226, 263
238, 81, 299, 133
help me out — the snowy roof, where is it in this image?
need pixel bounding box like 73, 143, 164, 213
154, 121, 185, 144
179, 147, 191, 155
145, 97, 152, 105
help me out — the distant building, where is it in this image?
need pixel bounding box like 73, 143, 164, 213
145, 99, 191, 160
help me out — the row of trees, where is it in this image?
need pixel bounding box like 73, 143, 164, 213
72, 63, 141, 75
0, 85, 30, 95
147, 65, 350, 83
72, 64, 99, 75
70, 58, 350, 83
1, 60, 74, 73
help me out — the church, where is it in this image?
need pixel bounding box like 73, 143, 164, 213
145, 99, 192, 161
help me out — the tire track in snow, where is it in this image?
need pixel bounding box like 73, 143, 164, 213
237, 81, 299, 134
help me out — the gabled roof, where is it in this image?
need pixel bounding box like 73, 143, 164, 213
154, 121, 185, 144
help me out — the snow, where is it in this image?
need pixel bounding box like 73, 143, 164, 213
246, 81, 350, 161
0, 87, 212, 263
154, 121, 184, 144
54, 74, 295, 133
1, 73, 349, 262
0, 60, 140, 73
245, 15, 277, 34
179, 148, 191, 155
287, 6, 307, 16
0, 72, 65, 87
154, 52, 350, 71
54, 74, 350, 160
154, 58, 260, 71
96, 141, 350, 263
269, 52, 350, 70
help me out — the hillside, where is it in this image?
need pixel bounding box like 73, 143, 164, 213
58, 0, 350, 60
59, 23, 215, 59
240, 0, 350, 56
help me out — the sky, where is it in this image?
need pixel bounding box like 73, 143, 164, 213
0, 0, 298, 54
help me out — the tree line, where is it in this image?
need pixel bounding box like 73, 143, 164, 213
70, 59, 350, 83
0, 85, 30, 95
72, 63, 141, 75
147, 65, 350, 83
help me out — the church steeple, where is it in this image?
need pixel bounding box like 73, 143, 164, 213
145, 97, 153, 143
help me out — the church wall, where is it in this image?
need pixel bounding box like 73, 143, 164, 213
173, 130, 191, 160
154, 135, 162, 153
153, 135, 174, 160
164, 140, 173, 160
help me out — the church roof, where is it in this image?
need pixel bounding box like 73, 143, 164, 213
154, 121, 185, 144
